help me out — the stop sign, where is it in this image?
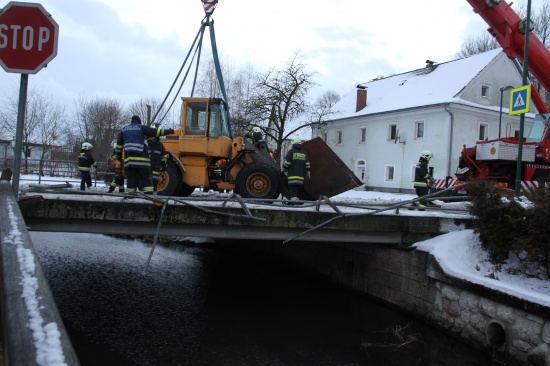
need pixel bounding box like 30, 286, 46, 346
0, 2, 59, 74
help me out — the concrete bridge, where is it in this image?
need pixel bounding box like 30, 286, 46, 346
17, 187, 471, 246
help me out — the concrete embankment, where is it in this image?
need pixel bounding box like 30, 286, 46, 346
219, 239, 550, 366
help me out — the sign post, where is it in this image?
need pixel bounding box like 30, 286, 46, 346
513, 0, 532, 195
0, 1, 59, 195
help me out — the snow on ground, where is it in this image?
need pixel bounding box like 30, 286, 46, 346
13, 174, 550, 307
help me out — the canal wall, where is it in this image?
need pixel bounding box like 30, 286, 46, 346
220, 240, 550, 366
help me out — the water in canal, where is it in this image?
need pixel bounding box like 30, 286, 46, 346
31, 232, 495, 366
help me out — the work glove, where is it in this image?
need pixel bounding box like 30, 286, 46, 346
165, 128, 175, 135
306, 172, 311, 181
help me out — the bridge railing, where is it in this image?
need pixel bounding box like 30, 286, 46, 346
0, 181, 80, 365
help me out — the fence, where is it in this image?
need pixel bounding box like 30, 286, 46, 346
0, 157, 113, 186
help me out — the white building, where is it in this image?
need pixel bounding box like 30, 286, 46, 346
315, 49, 538, 193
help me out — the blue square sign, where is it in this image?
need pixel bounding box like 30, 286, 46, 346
510, 85, 531, 115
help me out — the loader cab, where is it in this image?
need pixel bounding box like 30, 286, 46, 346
179, 97, 232, 157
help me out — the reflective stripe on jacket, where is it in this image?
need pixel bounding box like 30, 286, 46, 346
148, 139, 167, 178
117, 122, 164, 169
413, 158, 429, 188
283, 144, 311, 186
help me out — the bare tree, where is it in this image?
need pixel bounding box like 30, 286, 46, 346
309, 90, 341, 137
195, 56, 256, 136
28, 93, 65, 174
0, 86, 66, 173
127, 96, 177, 127
73, 95, 126, 162
455, 33, 499, 58
245, 52, 318, 165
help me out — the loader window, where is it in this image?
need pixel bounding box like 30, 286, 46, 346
185, 102, 207, 135
209, 101, 230, 138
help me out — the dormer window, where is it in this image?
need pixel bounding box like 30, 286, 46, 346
481, 85, 490, 99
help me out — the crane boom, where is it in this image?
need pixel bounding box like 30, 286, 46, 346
466, 0, 549, 113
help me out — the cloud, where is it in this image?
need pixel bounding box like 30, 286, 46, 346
0, 0, 490, 113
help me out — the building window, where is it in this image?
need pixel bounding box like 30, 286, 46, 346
479, 123, 489, 141
336, 130, 342, 144
388, 124, 397, 141
322, 132, 327, 142
414, 120, 424, 139
385, 165, 395, 182
355, 159, 367, 183
481, 85, 490, 99
514, 129, 520, 138
359, 127, 366, 144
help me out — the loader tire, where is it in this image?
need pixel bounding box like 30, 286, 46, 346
157, 160, 182, 196
235, 162, 281, 199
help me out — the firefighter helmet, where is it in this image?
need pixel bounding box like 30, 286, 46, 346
421, 150, 433, 161
82, 142, 93, 151
252, 126, 261, 133
291, 137, 302, 145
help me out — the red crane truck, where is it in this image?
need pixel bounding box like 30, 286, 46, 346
453, 0, 550, 192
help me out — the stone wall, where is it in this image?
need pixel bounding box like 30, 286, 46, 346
219, 240, 550, 366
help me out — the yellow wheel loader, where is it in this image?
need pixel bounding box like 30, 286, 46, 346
157, 97, 282, 198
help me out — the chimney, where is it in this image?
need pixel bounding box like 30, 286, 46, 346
425, 60, 435, 68
356, 85, 367, 112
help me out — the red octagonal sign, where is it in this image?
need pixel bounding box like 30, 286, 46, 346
0, 2, 59, 74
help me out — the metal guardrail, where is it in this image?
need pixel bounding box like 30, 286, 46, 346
1, 157, 113, 186
0, 181, 80, 365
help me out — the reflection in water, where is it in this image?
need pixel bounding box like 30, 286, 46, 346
31, 232, 493, 366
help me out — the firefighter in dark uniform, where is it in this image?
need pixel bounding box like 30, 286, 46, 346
246, 126, 270, 156
148, 135, 168, 194
412, 150, 433, 210
78, 142, 97, 191
108, 140, 125, 193
115, 115, 174, 194
283, 137, 311, 202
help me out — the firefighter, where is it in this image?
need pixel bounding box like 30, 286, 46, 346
246, 126, 270, 156
283, 137, 311, 203
78, 142, 97, 191
108, 140, 125, 193
148, 135, 167, 194
412, 150, 433, 210
115, 115, 174, 194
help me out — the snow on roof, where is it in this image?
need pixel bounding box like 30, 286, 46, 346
332, 48, 503, 119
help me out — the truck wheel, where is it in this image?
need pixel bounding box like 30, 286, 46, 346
157, 160, 182, 196
235, 162, 281, 199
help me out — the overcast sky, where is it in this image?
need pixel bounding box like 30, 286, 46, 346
0, 0, 493, 114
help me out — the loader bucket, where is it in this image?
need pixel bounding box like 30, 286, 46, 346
301, 137, 362, 199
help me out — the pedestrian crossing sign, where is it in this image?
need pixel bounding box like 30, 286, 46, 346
509, 85, 530, 115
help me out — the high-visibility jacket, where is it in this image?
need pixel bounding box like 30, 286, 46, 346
283, 144, 311, 186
